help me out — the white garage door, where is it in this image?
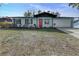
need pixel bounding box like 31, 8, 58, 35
53, 19, 72, 27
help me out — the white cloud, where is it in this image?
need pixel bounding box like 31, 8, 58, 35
28, 4, 66, 16
29, 4, 54, 11
29, 4, 63, 16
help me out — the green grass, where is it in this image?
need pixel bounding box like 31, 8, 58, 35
0, 28, 79, 56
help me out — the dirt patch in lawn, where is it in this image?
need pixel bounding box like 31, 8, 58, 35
0, 29, 79, 56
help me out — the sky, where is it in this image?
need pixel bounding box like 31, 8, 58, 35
0, 3, 79, 17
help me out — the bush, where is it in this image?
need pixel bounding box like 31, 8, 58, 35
0, 22, 13, 28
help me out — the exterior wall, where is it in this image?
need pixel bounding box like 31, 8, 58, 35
53, 18, 72, 28
13, 17, 34, 27
42, 19, 52, 27
33, 18, 38, 27
28, 18, 34, 27
12, 17, 73, 28
37, 17, 53, 28
21, 18, 25, 27
13, 18, 21, 27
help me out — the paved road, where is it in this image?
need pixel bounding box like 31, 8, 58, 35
57, 28, 79, 39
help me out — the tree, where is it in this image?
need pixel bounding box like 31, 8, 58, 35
33, 10, 35, 16
55, 12, 60, 17
27, 10, 32, 17
24, 10, 33, 17
38, 10, 41, 14
51, 12, 54, 14
47, 11, 50, 13
69, 3, 79, 9
24, 12, 28, 17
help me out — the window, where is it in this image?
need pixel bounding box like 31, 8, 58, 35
31, 19, 33, 24
44, 19, 49, 24
16, 19, 21, 24
28, 19, 33, 24
25, 19, 29, 24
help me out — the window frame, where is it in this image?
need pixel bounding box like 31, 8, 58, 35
16, 19, 21, 24
44, 19, 49, 24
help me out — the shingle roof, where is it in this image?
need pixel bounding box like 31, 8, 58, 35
34, 12, 57, 18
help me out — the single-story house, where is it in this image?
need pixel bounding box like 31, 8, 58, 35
0, 12, 74, 28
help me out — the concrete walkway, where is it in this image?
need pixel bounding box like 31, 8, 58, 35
57, 28, 79, 39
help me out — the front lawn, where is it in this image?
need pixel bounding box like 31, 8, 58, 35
0, 28, 79, 56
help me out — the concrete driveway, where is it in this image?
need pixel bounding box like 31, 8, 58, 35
57, 28, 79, 39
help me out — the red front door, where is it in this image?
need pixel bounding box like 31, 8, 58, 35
38, 19, 42, 28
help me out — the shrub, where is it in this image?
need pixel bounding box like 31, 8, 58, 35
0, 22, 13, 28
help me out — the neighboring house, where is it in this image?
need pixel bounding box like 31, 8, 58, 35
0, 17, 12, 22
0, 12, 74, 28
